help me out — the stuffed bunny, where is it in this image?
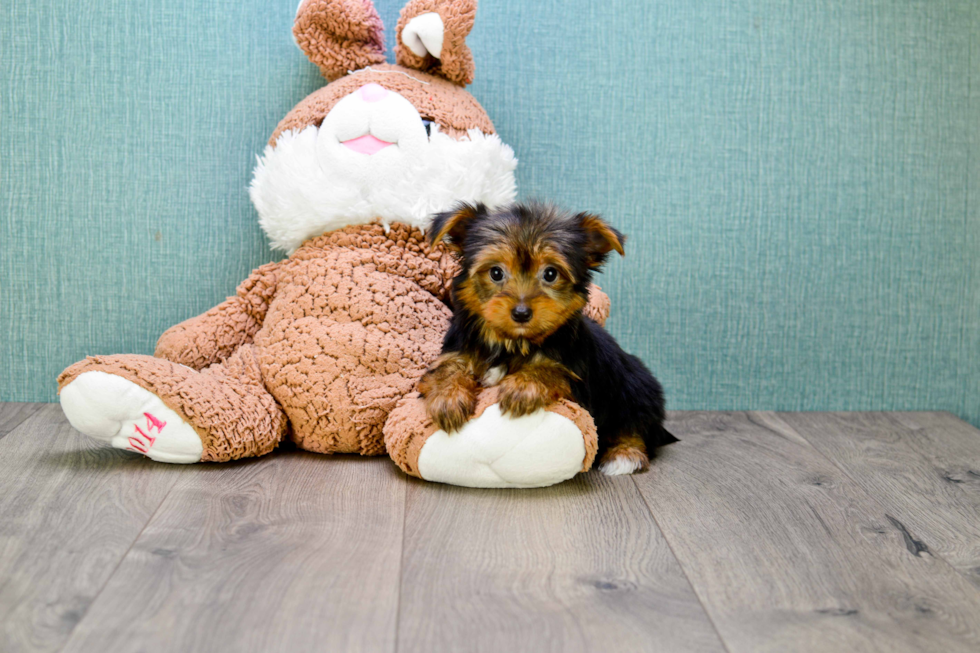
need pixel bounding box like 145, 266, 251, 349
58, 0, 607, 488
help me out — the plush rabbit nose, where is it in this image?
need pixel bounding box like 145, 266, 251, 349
359, 83, 388, 102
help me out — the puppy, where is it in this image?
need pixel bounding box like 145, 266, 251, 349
418, 202, 677, 475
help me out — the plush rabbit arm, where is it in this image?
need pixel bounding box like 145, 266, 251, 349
155, 262, 280, 370
585, 285, 611, 327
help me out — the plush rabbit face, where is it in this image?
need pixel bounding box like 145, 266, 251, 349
250, 0, 516, 253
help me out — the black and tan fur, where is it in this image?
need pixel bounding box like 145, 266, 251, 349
419, 202, 677, 475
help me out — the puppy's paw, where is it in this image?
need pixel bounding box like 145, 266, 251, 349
498, 375, 556, 418
418, 356, 479, 434
425, 390, 477, 434
598, 442, 650, 476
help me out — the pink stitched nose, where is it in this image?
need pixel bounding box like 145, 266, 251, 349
359, 83, 388, 102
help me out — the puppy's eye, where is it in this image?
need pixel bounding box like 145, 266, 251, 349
421, 119, 433, 137
542, 267, 559, 283
489, 266, 505, 282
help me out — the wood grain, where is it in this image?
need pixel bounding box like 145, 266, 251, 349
7, 404, 980, 653
60, 453, 406, 653
397, 471, 726, 653
634, 411, 980, 653
778, 412, 980, 589
0, 404, 184, 653
0, 402, 43, 439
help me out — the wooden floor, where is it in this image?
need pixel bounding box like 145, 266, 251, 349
1, 404, 979, 652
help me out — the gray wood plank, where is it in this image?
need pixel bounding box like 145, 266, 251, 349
778, 412, 980, 589
890, 412, 980, 475
397, 471, 726, 653
0, 402, 43, 439
61, 453, 406, 653
633, 411, 980, 653
0, 404, 184, 653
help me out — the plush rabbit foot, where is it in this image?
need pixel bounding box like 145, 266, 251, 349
384, 388, 598, 489
58, 349, 287, 463
60, 371, 204, 463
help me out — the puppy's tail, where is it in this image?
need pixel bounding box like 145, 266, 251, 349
631, 360, 678, 453
643, 421, 679, 450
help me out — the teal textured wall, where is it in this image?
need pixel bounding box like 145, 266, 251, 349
2, 1, 978, 425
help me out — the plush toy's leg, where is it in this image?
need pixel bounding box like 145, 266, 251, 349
383, 388, 598, 489
58, 345, 286, 463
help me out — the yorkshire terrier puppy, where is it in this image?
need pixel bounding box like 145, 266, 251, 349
418, 202, 676, 475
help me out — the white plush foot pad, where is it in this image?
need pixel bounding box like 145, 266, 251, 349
60, 371, 204, 464
416, 404, 586, 488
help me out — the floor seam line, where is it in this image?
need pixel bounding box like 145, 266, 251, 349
631, 474, 734, 653
54, 470, 182, 653
0, 402, 46, 442
392, 480, 410, 653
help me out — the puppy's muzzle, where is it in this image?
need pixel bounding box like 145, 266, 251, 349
511, 304, 532, 323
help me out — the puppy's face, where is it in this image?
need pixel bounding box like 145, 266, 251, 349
431, 203, 625, 345
460, 224, 584, 343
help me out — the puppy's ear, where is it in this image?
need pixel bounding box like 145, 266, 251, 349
396, 0, 477, 86
429, 203, 484, 250
577, 213, 626, 268
294, 0, 387, 81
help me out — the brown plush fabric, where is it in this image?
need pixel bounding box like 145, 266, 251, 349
384, 386, 600, 479
395, 0, 477, 86
269, 63, 494, 146
584, 283, 610, 326
155, 262, 280, 370
381, 392, 432, 477
57, 346, 287, 463
294, 0, 387, 81
60, 223, 458, 458
253, 223, 457, 455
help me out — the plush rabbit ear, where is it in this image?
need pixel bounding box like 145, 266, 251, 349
294, 0, 387, 81
396, 0, 477, 86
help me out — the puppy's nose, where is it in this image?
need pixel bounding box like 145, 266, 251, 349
359, 83, 388, 103
511, 305, 533, 324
